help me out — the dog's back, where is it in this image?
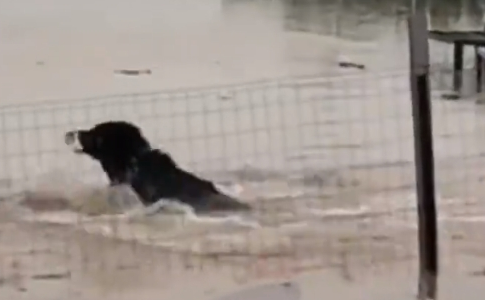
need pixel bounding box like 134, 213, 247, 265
130, 149, 251, 212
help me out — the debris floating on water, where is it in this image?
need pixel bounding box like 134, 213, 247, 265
338, 61, 365, 70
114, 69, 152, 76
441, 92, 460, 100
31, 272, 71, 280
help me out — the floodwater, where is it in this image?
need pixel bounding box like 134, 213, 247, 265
1, 0, 485, 292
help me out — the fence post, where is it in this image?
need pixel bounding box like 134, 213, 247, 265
408, 10, 439, 300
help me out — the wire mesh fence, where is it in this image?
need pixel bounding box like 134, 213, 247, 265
0, 70, 424, 299
427, 64, 485, 277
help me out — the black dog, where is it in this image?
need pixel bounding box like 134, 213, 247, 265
65, 121, 151, 185
65, 121, 251, 212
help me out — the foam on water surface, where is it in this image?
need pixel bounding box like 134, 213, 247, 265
3, 166, 483, 260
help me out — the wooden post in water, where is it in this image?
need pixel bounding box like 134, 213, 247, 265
408, 10, 439, 300
475, 46, 482, 93
453, 43, 464, 93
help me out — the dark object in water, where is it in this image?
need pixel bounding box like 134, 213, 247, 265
338, 61, 365, 70
31, 272, 71, 280
114, 69, 152, 76
64, 120, 251, 213
441, 93, 460, 100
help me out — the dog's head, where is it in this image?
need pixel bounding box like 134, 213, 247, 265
64, 129, 103, 158
65, 121, 152, 186
64, 121, 151, 160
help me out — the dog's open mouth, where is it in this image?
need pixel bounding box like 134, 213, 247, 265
64, 131, 84, 153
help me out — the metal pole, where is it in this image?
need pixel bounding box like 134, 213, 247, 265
408, 10, 439, 300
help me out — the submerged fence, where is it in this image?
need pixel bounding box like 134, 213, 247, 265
2, 12, 485, 300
